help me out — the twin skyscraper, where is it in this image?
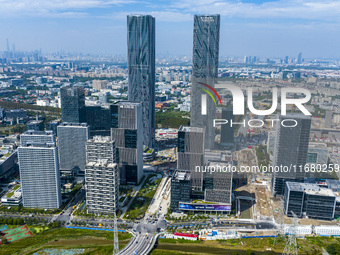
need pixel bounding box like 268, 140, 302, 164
127, 14, 221, 151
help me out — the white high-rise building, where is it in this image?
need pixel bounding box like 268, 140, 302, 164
86, 136, 116, 164
18, 132, 61, 209
57, 123, 89, 175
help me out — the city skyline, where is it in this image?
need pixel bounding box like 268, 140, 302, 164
1, 0, 340, 58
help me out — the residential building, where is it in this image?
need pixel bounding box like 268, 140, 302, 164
85, 160, 119, 215
86, 136, 116, 164
92, 80, 108, 90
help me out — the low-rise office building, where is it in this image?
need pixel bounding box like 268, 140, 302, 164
284, 182, 336, 220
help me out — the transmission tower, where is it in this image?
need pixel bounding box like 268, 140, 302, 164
113, 210, 119, 255
274, 199, 286, 246
282, 211, 298, 255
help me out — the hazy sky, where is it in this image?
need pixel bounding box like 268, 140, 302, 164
1, 0, 340, 58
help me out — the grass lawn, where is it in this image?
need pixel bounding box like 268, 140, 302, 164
125, 174, 162, 220
0, 227, 132, 255
152, 236, 340, 255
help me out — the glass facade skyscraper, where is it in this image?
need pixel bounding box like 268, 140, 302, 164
177, 126, 205, 191
57, 123, 90, 176
272, 115, 311, 196
191, 15, 220, 150
60, 85, 86, 123
111, 101, 143, 185
127, 15, 155, 148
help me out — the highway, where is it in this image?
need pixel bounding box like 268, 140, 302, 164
119, 175, 171, 255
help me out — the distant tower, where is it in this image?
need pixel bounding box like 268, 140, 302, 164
297, 52, 302, 64
127, 15, 156, 148
191, 15, 220, 150
284, 56, 289, 64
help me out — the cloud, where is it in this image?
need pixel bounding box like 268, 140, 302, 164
168, 0, 340, 21
0, 0, 137, 17
108, 11, 192, 22
1, 0, 340, 23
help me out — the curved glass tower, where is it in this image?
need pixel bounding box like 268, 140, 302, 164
127, 15, 155, 148
191, 15, 220, 150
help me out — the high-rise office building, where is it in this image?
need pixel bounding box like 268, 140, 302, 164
272, 115, 311, 195
18, 132, 61, 209
85, 106, 111, 137
177, 126, 205, 191
86, 136, 116, 164
60, 85, 86, 123
191, 14, 220, 150
204, 161, 233, 204
85, 160, 119, 215
57, 123, 89, 175
111, 101, 143, 185
220, 108, 234, 148
127, 15, 155, 148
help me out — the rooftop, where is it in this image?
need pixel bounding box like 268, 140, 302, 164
23, 130, 53, 136
174, 171, 190, 181
59, 122, 88, 127
286, 181, 336, 197
179, 125, 204, 133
